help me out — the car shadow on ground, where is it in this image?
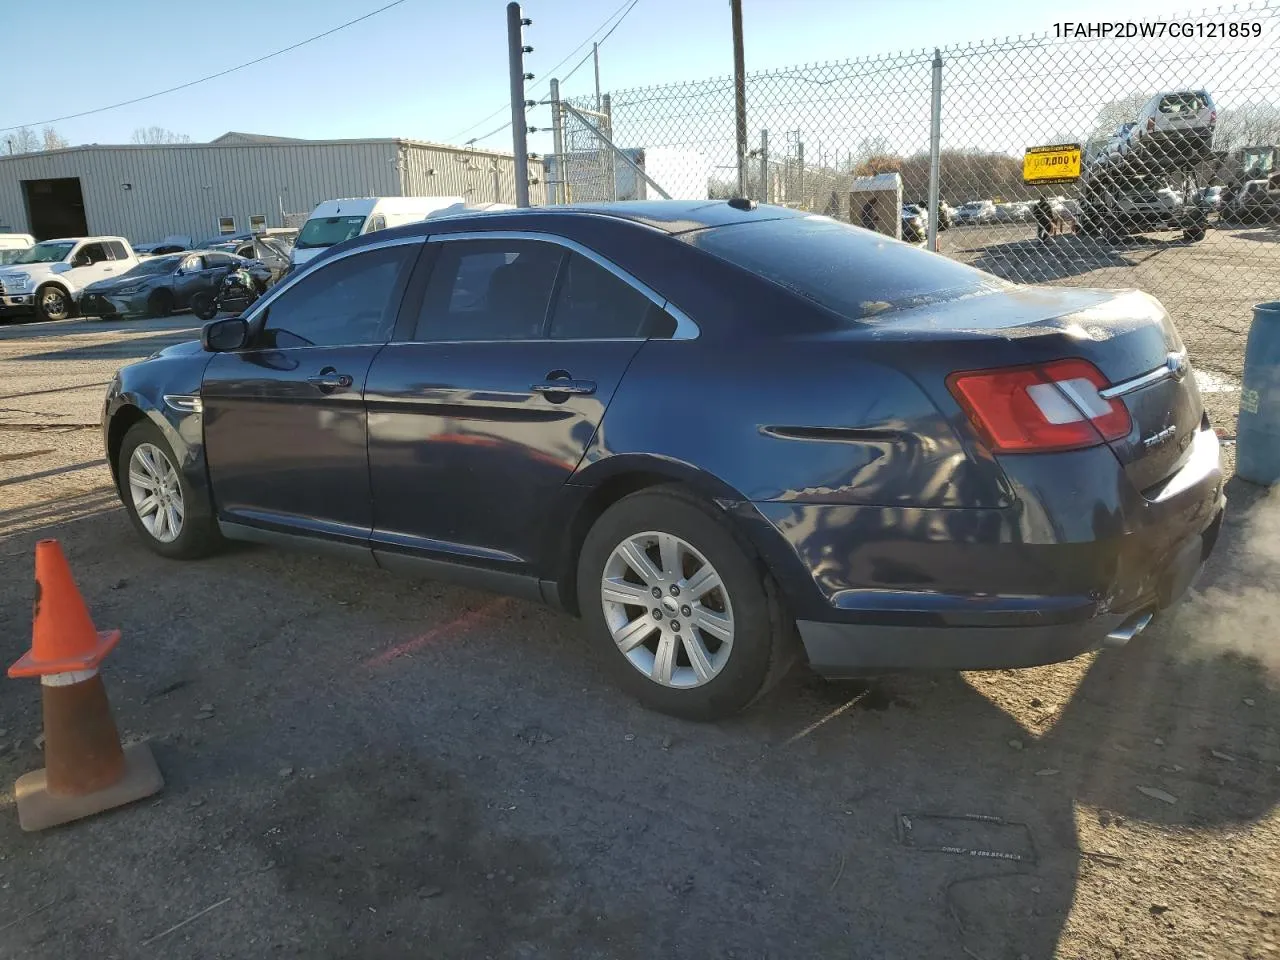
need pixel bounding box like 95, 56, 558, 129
0, 486, 1275, 958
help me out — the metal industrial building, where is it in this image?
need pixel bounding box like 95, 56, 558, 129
0, 132, 545, 244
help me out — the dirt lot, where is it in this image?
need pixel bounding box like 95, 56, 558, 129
1, 316, 1278, 960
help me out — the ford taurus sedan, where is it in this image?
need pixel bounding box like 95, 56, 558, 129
102, 201, 1224, 720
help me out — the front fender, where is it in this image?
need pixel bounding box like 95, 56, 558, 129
104, 346, 213, 503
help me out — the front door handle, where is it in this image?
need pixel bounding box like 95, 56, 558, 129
307, 368, 353, 392
532, 378, 596, 398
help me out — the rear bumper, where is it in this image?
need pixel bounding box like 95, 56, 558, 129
739, 426, 1225, 674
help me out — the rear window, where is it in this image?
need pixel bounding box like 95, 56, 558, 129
688, 216, 1006, 322
1159, 93, 1207, 114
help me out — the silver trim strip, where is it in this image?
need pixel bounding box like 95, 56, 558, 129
242, 234, 426, 325
1098, 351, 1188, 400
425, 230, 700, 340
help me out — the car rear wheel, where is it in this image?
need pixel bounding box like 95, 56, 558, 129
36, 284, 71, 322
147, 289, 174, 317
577, 487, 797, 720
118, 418, 219, 559
190, 291, 217, 321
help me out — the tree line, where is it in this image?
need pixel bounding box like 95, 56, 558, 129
1, 126, 193, 155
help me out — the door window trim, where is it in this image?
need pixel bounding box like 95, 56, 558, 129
401, 230, 699, 343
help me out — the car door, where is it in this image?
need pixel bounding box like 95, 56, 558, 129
70, 241, 114, 287
201, 237, 420, 546
171, 254, 207, 306
365, 235, 679, 576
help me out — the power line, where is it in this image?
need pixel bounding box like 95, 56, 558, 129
0, 0, 410, 134
446, 0, 639, 143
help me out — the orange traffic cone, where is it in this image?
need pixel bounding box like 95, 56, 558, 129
8, 539, 163, 831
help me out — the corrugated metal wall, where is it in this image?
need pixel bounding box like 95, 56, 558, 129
0, 138, 541, 245
399, 143, 546, 206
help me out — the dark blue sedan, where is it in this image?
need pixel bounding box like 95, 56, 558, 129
101, 201, 1224, 719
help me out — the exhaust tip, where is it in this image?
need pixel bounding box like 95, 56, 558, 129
1103, 611, 1154, 648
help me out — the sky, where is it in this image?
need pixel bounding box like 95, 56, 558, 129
2, 0, 1264, 162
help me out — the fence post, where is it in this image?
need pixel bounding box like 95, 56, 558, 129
602, 93, 617, 201
797, 138, 805, 209
760, 129, 769, 203
730, 0, 748, 198
506, 2, 531, 208
550, 78, 565, 205
927, 47, 942, 251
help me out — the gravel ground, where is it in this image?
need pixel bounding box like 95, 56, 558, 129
0, 316, 1277, 960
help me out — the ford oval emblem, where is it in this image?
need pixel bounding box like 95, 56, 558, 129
1166, 352, 1189, 381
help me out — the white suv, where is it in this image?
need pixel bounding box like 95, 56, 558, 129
0, 236, 139, 322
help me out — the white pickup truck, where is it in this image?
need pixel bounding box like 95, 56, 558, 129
0, 236, 140, 322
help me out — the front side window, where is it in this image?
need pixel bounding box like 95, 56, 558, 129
295, 215, 367, 250
413, 239, 562, 342
258, 244, 411, 349
181, 256, 205, 272
548, 253, 673, 339
367, 214, 386, 233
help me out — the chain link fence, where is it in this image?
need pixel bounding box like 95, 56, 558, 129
548, 2, 1280, 432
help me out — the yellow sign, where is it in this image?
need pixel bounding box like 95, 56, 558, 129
1023, 144, 1082, 185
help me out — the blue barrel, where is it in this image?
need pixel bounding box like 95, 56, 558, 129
1237, 301, 1280, 486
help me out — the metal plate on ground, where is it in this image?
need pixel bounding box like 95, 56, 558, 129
896, 812, 1038, 864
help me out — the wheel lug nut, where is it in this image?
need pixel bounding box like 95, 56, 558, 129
651, 587, 662, 599
670, 620, 681, 632
669, 585, 680, 596
681, 605, 691, 617
652, 609, 663, 620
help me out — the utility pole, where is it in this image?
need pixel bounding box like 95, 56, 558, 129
507, 2, 532, 207
730, 0, 748, 198
593, 42, 602, 112
759, 129, 768, 203
550, 78, 565, 205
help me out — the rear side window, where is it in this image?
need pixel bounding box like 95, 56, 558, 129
690, 216, 1005, 322
107, 241, 129, 260
414, 239, 562, 341
1159, 93, 1207, 115
549, 253, 673, 339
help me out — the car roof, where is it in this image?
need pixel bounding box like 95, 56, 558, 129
418, 200, 809, 237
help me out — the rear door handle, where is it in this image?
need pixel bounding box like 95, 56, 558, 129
531, 378, 596, 397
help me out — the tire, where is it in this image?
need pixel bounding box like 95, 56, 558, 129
190, 291, 217, 322
147, 289, 174, 318
35, 284, 72, 322
117, 418, 220, 559
577, 487, 797, 720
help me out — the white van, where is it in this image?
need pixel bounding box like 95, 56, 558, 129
0, 233, 35, 265
290, 197, 466, 269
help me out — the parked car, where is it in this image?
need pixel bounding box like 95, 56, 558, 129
102, 201, 1224, 720
1226, 178, 1280, 224
291, 197, 466, 270
1193, 186, 1225, 213
205, 236, 293, 283
0, 236, 139, 322
1110, 90, 1217, 175
0, 233, 35, 265
955, 200, 996, 224
79, 251, 250, 319
136, 236, 194, 257
900, 204, 927, 242
1110, 183, 1187, 231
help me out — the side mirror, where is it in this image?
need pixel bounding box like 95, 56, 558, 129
201, 316, 249, 352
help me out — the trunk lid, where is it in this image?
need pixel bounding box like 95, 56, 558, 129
873, 286, 1203, 493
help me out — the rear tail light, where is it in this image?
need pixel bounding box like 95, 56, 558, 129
1210, 110, 1217, 123
947, 359, 1132, 454
1146, 117, 1156, 132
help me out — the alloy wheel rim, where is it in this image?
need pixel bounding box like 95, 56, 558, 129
42, 290, 65, 314
128, 443, 184, 543
600, 531, 734, 689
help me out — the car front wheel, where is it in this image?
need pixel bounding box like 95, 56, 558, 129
36, 285, 72, 322
577, 488, 797, 720
118, 418, 219, 559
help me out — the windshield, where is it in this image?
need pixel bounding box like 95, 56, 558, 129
690, 215, 1006, 322
12, 241, 75, 264
295, 215, 367, 250
121, 255, 183, 277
